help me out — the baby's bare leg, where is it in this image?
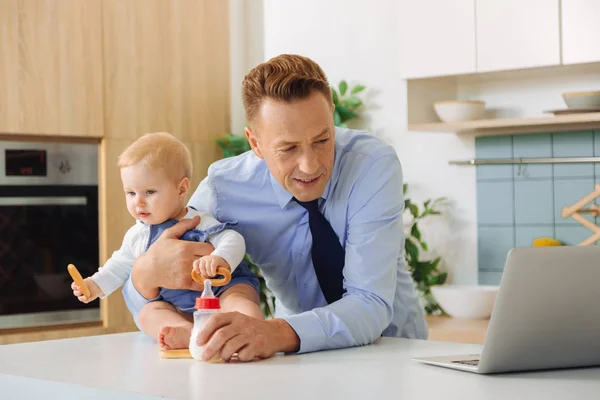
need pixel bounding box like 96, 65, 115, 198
139, 301, 193, 350
219, 284, 265, 320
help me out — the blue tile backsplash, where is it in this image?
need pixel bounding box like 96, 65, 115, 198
476, 130, 600, 285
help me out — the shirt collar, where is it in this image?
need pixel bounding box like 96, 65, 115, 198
270, 172, 294, 209
269, 145, 338, 209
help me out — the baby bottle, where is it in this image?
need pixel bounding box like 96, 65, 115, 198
189, 279, 221, 362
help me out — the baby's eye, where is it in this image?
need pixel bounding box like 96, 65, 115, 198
146, 189, 156, 195
126, 191, 135, 196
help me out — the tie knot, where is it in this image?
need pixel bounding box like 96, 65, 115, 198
295, 198, 319, 213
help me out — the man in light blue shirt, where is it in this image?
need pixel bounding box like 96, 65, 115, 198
123, 54, 427, 361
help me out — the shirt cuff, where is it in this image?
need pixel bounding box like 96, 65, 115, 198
283, 312, 328, 354
88, 274, 115, 299
210, 249, 239, 273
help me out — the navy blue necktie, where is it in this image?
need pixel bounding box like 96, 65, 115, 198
295, 199, 345, 303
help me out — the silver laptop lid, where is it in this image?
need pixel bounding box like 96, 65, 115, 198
478, 246, 600, 374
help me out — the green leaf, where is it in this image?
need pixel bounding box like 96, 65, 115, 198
339, 80, 348, 96
336, 105, 358, 122
351, 84, 366, 94
423, 199, 431, 208
408, 203, 419, 218
333, 110, 342, 126
403, 183, 408, 195
344, 96, 362, 108
411, 224, 421, 241
331, 88, 339, 104
405, 240, 419, 262
437, 272, 448, 285
420, 241, 428, 251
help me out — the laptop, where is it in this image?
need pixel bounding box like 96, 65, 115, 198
413, 246, 600, 374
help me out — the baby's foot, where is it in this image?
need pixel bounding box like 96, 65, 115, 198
158, 326, 192, 350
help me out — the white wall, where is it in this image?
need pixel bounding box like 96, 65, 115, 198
232, 0, 479, 284
229, 0, 265, 135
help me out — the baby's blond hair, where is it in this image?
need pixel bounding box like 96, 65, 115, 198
118, 132, 192, 182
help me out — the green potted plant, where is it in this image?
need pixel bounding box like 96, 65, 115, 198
403, 183, 448, 314
331, 80, 366, 127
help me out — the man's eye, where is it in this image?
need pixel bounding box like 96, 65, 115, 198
317, 138, 329, 144
282, 146, 296, 153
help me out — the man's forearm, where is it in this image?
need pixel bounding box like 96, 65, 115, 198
131, 253, 160, 299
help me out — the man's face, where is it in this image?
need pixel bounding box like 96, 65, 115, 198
246, 91, 335, 202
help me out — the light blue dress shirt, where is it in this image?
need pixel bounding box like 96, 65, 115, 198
122, 128, 428, 353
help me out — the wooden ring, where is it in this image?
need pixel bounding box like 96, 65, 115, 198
191, 266, 232, 287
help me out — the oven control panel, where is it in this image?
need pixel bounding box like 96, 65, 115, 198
0, 141, 97, 185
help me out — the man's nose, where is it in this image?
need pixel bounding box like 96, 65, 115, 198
298, 149, 319, 174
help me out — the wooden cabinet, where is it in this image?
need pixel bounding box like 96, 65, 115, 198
561, 0, 600, 65
99, 0, 229, 329
476, 0, 560, 72
101, 0, 230, 141
0, 0, 103, 137
426, 315, 487, 344
0, 0, 230, 343
399, 0, 476, 79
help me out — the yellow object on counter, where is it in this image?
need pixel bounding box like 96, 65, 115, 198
532, 237, 562, 246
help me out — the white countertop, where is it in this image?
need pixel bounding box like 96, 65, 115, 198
0, 332, 599, 399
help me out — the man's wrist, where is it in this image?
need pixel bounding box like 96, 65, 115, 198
270, 318, 300, 353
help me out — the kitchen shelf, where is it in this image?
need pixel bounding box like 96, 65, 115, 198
408, 112, 600, 136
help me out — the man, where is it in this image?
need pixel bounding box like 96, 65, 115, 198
123, 54, 427, 361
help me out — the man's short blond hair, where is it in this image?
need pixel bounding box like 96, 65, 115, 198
242, 54, 331, 125
118, 132, 192, 182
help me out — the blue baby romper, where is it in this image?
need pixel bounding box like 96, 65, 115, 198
145, 215, 259, 314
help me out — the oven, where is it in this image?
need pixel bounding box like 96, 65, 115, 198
0, 140, 100, 329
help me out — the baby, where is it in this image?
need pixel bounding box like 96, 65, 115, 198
71, 132, 262, 350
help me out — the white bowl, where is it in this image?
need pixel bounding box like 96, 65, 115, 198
433, 100, 486, 123
430, 284, 498, 319
562, 91, 600, 109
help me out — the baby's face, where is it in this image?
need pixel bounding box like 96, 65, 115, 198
120, 163, 186, 225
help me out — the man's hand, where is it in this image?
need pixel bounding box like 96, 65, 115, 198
131, 216, 215, 299
196, 313, 300, 362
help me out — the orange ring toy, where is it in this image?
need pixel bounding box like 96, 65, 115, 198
191, 266, 232, 287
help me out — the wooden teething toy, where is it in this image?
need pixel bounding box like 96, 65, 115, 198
159, 349, 192, 359
191, 266, 231, 287
67, 263, 91, 298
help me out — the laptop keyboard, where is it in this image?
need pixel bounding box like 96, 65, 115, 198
451, 359, 480, 366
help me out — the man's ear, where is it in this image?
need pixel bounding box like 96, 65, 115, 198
245, 126, 263, 159
178, 177, 190, 197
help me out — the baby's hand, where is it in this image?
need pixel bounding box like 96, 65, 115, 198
71, 278, 103, 303
193, 255, 230, 278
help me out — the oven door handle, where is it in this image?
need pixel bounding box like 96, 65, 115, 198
0, 196, 88, 206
